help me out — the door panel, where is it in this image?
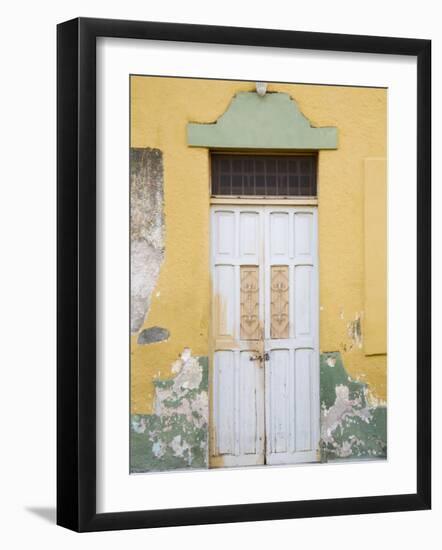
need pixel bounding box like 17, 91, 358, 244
294, 265, 313, 338
264, 207, 319, 465
270, 211, 290, 257
267, 348, 291, 454
239, 211, 260, 259
294, 211, 314, 257
211, 207, 265, 467
240, 350, 262, 455
211, 205, 319, 467
213, 350, 235, 455
295, 348, 313, 452
214, 265, 235, 340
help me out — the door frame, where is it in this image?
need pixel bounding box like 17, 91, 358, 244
209, 199, 320, 467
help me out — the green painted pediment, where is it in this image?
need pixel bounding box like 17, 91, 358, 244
187, 92, 338, 150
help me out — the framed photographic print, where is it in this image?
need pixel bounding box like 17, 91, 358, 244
57, 18, 431, 531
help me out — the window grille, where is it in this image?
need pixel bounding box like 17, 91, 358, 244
211, 154, 317, 197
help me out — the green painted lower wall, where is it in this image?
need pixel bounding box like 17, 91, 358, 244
320, 352, 387, 460
130, 353, 209, 472
131, 351, 386, 472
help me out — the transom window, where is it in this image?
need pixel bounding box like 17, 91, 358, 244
211, 154, 317, 197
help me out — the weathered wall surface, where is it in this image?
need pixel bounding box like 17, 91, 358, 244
320, 352, 386, 460
131, 349, 208, 472
130, 148, 165, 334
364, 158, 387, 355
130, 76, 387, 470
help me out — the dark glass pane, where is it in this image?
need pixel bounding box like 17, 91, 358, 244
299, 175, 310, 195
288, 159, 299, 173
266, 174, 277, 195
220, 158, 230, 172
277, 174, 288, 195
244, 158, 254, 172
300, 159, 310, 173
243, 174, 254, 195
255, 159, 265, 173
232, 158, 243, 172
219, 174, 231, 194
277, 158, 288, 174
211, 162, 219, 194
266, 158, 276, 173
255, 175, 265, 195
288, 175, 299, 195
231, 174, 243, 195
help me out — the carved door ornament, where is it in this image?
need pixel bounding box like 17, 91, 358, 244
240, 266, 260, 340
270, 265, 290, 339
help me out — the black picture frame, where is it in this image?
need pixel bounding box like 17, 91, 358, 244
57, 17, 431, 532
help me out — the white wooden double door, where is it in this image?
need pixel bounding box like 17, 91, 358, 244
211, 205, 319, 467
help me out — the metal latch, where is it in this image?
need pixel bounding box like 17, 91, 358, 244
249, 353, 270, 362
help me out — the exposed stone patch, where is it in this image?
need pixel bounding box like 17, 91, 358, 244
320, 352, 387, 460
137, 326, 170, 345
130, 349, 209, 472
130, 148, 165, 334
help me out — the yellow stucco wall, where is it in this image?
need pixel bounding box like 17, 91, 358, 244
364, 158, 387, 356
130, 76, 387, 414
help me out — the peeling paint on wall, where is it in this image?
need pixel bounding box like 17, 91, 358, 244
130, 148, 165, 334
347, 313, 363, 350
338, 310, 364, 353
320, 352, 386, 460
130, 349, 209, 472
